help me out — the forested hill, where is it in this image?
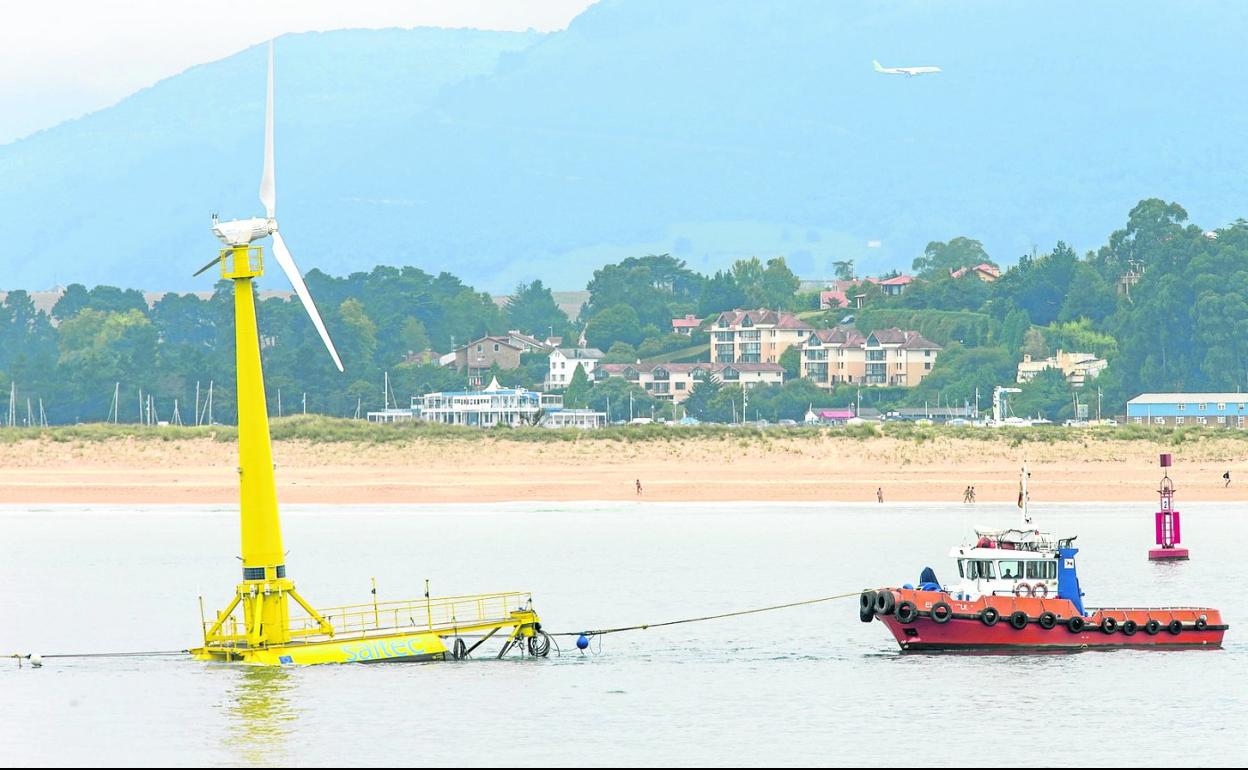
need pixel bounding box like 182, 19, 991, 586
3, 1, 1248, 293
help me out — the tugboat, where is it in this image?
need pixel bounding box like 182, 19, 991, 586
861, 466, 1227, 650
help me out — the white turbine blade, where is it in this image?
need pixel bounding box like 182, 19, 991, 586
259, 42, 276, 219
271, 230, 343, 372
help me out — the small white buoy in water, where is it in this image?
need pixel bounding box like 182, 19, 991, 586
29, 654, 42, 668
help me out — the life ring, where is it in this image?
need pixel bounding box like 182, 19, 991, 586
1121, 619, 1138, 636
1066, 616, 1086, 633
873, 590, 896, 617
1009, 611, 1028, 630
1013, 582, 1033, 598
979, 606, 1000, 627
1144, 619, 1161, 635
1099, 616, 1118, 634
1032, 583, 1049, 599
896, 600, 919, 624
1038, 611, 1057, 630
930, 602, 953, 624
1167, 619, 1183, 636
859, 591, 877, 623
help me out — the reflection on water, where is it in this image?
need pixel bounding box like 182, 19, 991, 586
226, 667, 299, 767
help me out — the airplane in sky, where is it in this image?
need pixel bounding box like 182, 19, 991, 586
873, 59, 942, 77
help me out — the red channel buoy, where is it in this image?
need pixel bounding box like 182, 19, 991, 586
1149, 453, 1190, 561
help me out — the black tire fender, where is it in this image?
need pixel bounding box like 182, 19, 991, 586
1009, 611, 1028, 630
980, 606, 1000, 627
874, 590, 896, 617
930, 601, 953, 624
896, 600, 919, 624
859, 591, 877, 623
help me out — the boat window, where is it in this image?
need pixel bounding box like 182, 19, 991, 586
998, 560, 1024, 579
1023, 561, 1058, 580
957, 559, 965, 578
967, 560, 995, 579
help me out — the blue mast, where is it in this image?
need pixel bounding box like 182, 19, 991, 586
1056, 538, 1085, 616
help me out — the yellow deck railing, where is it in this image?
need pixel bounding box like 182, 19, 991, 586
202, 591, 535, 646
305, 592, 534, 638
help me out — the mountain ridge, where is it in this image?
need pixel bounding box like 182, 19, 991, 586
2, 0, 1246, 293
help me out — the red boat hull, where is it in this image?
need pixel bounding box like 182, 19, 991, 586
870, 589, 1226, 650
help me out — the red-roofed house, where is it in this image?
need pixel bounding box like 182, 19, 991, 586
879, 274, 916, 296
671, 314, 702, 335
819, 288, 849, 310
805, 407, 856, 424
818, 280, 856, 310
949, 263, 1001, 282
709, 308, 814, 364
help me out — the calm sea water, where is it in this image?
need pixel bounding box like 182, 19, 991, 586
1, 501, 1244, 767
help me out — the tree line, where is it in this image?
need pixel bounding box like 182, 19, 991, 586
1, 199, 1243, 425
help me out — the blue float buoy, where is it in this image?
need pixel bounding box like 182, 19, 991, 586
576, 634, 590, 650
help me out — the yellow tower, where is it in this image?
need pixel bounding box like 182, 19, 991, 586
190, 43, 544, 666
196, 245, 333, 655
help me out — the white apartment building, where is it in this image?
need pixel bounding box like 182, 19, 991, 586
595, 362, 784, 403
546, 347, 605, 390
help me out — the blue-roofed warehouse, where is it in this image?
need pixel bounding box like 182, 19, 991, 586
1126, 393, 1248, 428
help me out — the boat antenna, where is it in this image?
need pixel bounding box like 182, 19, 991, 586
1018, 462, 1032, 526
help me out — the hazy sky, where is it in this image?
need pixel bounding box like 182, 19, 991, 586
0, 0, 596, 144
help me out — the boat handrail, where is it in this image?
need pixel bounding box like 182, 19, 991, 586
1086, 605, 1217, 612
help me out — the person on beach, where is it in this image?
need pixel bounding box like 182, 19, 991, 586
963, 486, 973, 503
970, 485, 976, 503
876, 487, 883, 503
1224, 471, 1231, 488
636, 479, 643, 496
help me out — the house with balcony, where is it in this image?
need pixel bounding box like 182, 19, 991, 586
800, 327, 940, 388
453, 331, 558, 388
708, 309, 813, 364
800, 327, 867, 385
1016, 350, 1107, 388
595, 362, 784, 403
453, 336, 526, 387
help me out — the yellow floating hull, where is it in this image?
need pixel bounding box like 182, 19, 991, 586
191, 629, 449, 666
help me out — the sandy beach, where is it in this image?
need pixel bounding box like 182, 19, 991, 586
1, 435, 1245, 505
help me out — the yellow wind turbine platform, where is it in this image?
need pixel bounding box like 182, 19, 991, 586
189, 44, 545, 666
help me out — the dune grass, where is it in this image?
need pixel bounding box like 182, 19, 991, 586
0, 414, 1244, 447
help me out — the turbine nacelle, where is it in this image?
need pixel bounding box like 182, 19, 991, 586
211, 214, 276, 247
